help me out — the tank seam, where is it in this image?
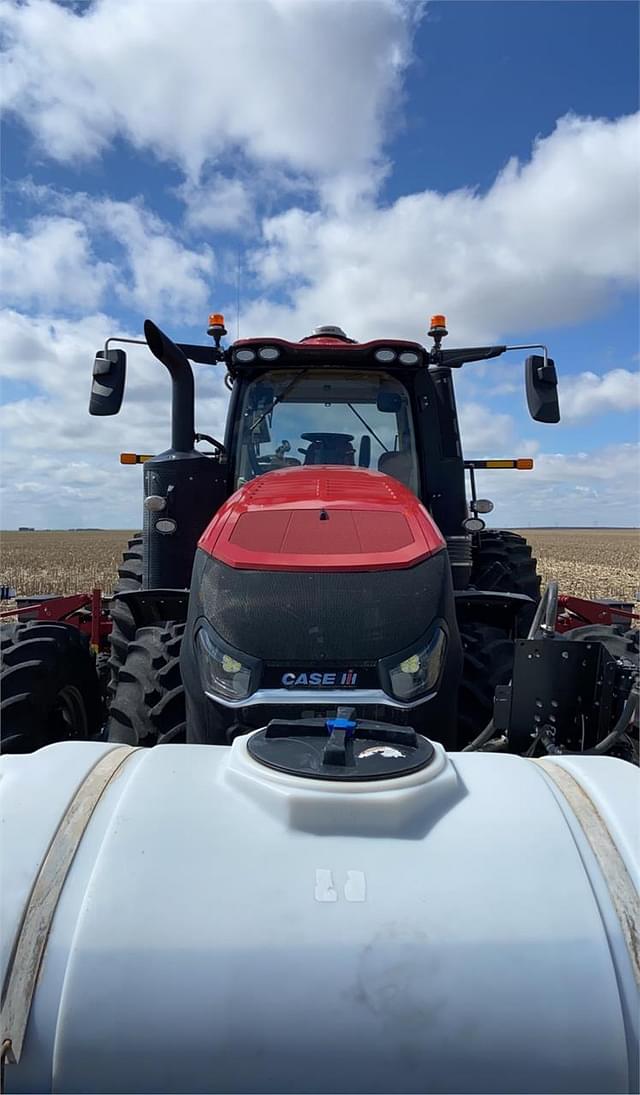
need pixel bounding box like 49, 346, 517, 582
529, 760, 639, 1093
0, 745, 139, 1080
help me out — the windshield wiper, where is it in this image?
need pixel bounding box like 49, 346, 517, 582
347, 404, 389, 452
249, 370, 310, 433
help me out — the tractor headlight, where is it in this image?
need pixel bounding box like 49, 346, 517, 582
196, 627, 253, 702
384, 626, 447, 702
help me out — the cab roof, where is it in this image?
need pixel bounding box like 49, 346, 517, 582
229, 335, 427, 373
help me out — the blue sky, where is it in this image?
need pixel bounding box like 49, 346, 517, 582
1, 0, 638, 528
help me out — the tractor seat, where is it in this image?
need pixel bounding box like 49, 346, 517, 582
299, 432, 356, 466
377, 450, 413, 488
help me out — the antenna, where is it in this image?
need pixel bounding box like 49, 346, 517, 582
236, 251, 241, 340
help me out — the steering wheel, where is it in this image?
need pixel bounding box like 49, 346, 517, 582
300, 432, 355, 445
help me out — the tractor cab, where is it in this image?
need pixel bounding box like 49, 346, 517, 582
233, 360, 420, 494
89, 312, 560, 594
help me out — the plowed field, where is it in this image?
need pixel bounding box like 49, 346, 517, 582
2, 528, 638, 604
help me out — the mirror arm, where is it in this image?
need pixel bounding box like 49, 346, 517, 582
105, 336, 147, 353
104, 337, 226, 367
431, 343, 549, 369
505, 343, 548, 368
430, 346, 506, 367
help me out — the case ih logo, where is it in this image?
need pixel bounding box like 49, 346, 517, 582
281, 670, 358, 688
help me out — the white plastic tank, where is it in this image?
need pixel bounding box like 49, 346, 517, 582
1, 733, 638, 1094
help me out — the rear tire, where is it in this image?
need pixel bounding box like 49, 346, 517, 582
458, 622, 514, 747
0, 621, 101, 753
108, 534, 143, 701
470, 530, 541, 600
106, 622, 186, 746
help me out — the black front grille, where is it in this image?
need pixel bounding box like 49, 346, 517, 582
190, 548, 450, 663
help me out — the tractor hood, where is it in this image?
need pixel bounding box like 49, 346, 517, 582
188, 466, 452, 664
198, 466, 445, 573
182, 467, 462, 747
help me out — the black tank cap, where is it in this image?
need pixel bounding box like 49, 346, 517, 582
247, 712, 435, 781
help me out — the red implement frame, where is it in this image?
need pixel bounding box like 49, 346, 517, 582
0, 588, 636, 650
0, 589, 111, 652
555, 593, 639, 633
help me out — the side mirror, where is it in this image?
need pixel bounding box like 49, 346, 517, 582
376, 391, 402, 413
525, 355, 560, 423
89, 349, 126, 416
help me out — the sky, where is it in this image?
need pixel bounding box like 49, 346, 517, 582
1, 0, 638, 529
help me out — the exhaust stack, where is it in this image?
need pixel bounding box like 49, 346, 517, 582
144, 319, 195, 453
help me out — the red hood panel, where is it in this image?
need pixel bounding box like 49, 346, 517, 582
198, 467, 445, 571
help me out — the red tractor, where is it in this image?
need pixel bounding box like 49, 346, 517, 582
1, 315, 637, 759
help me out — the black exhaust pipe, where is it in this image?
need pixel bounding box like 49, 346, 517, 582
144, 319, 195, 452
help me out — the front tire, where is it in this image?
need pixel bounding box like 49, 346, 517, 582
108, 534, 143, 701
458, 622, 514, 747
0, 621, 101, 752
106, 622, 186, 745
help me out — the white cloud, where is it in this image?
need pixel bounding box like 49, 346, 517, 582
0, 216, 112, 310
178, 176, 255, 234
85, 198, 215, 320
472, 442, 640, 527
241, 112, 640, 344
0, 309, 229, 527
0, 0, 413, 186
457, 401, 515, 455
0, 194, 216, 322
560, 368, 640, 421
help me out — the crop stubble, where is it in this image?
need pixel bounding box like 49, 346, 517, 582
1, 528, 638, 606
519, 528, 639, 606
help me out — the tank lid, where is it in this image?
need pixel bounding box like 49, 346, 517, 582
247, 712, 435, 781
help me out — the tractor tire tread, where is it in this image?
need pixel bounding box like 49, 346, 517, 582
106, 622, 186, 746
458, 622, 515, 746
108, 538, 145, 702
0, 620, 101, 752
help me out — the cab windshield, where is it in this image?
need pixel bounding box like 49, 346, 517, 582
234, 369, 419, 493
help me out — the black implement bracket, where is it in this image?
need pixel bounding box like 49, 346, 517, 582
494, 637, 618, 752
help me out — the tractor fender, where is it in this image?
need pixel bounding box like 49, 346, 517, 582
108, 588, 189, 630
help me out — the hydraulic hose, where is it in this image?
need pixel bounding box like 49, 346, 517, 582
585, 684, 638, 755
462, 717, 496, 752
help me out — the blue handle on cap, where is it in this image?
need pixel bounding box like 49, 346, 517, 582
326, 717, 357, 735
